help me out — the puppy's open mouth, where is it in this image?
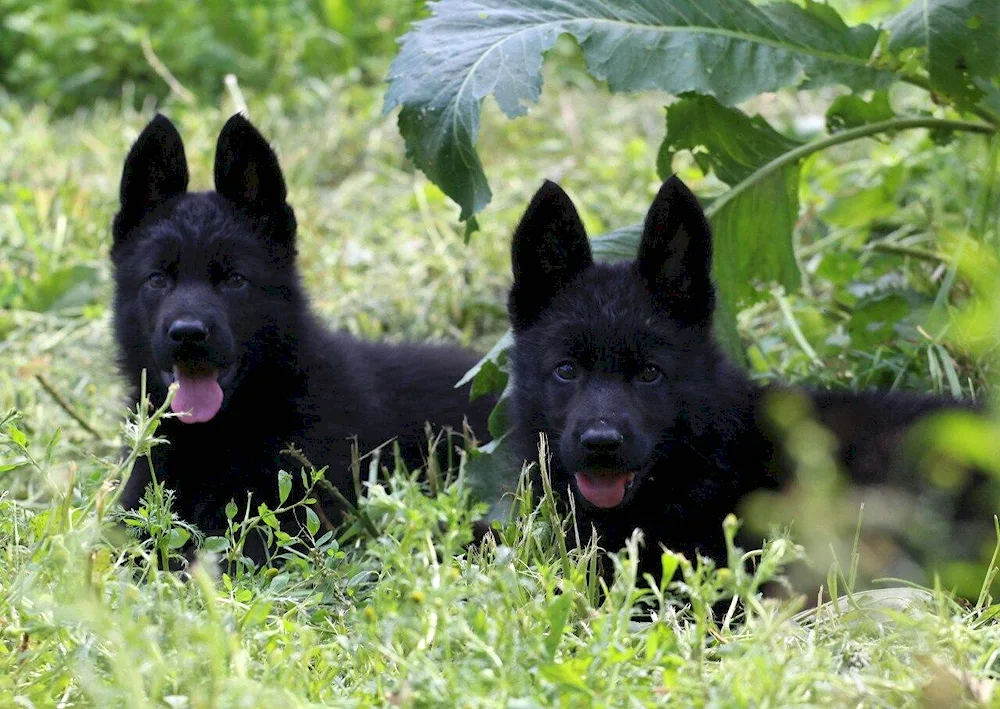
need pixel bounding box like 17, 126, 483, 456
160, 364, 236, 424
573, 470, 637, 509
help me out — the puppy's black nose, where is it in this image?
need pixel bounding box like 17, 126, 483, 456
579, 421, 624, 451
168, 319, 209, 343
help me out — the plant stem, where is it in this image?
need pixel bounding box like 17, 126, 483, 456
867, 242, 947, 263
34, 374, 102, 440
900, 74, 1000, 127
773, 287, 822, 367
706, 117, 996, 219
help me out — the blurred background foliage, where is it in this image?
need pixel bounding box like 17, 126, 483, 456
0, 0, 427, 111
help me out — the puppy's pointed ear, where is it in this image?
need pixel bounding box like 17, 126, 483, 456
214, 113, 286, 206
113, 114, 188, 244
214, 113, 296, 242
636, 176, 715, 324
508, 180, 593, 330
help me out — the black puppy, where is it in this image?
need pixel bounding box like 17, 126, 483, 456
113, 114, 493, 562
507, 176, 996, 593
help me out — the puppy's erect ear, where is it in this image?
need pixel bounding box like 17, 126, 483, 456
214, 113, 295, 243
508, 180, 593, 331
113, 114, 189, 244
636, 176, 715, 324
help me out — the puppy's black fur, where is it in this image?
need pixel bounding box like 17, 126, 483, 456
113, 114, 493, 562
508, 177, 996, 592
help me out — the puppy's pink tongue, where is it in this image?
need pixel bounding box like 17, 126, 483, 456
574, 471, 628, 508
171, 367, 223, 423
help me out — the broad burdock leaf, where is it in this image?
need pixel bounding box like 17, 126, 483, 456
887, 0, 1000, 110
658, 94, 802, 185
711, 167, 802, 313
384, 0, 887, 222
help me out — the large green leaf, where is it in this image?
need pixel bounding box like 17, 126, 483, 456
384, 0, 887, 222
658, 94, 802, 185
655, 94, 802, 324
711, 166, 802, 313
887, 0, 1000, 109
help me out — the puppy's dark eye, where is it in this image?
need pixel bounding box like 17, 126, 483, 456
553, 360, 580, 382
637, 364, 662, 384
222, 272, 248, 290
146, 272, 169, 289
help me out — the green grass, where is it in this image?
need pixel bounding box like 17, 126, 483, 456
2, 63, 1000, 704
0, 0, 427, 111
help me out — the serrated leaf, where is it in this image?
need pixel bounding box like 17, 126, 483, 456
385, 0, 886, 221
225, 500, 238, 521
826, 91, 896, 132
887, 0, 1000, 109
658, 94, 802, 185
277, 469, 292, 505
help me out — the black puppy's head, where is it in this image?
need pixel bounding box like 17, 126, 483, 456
111, 113, 301, 423
508, 177, 724, 511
